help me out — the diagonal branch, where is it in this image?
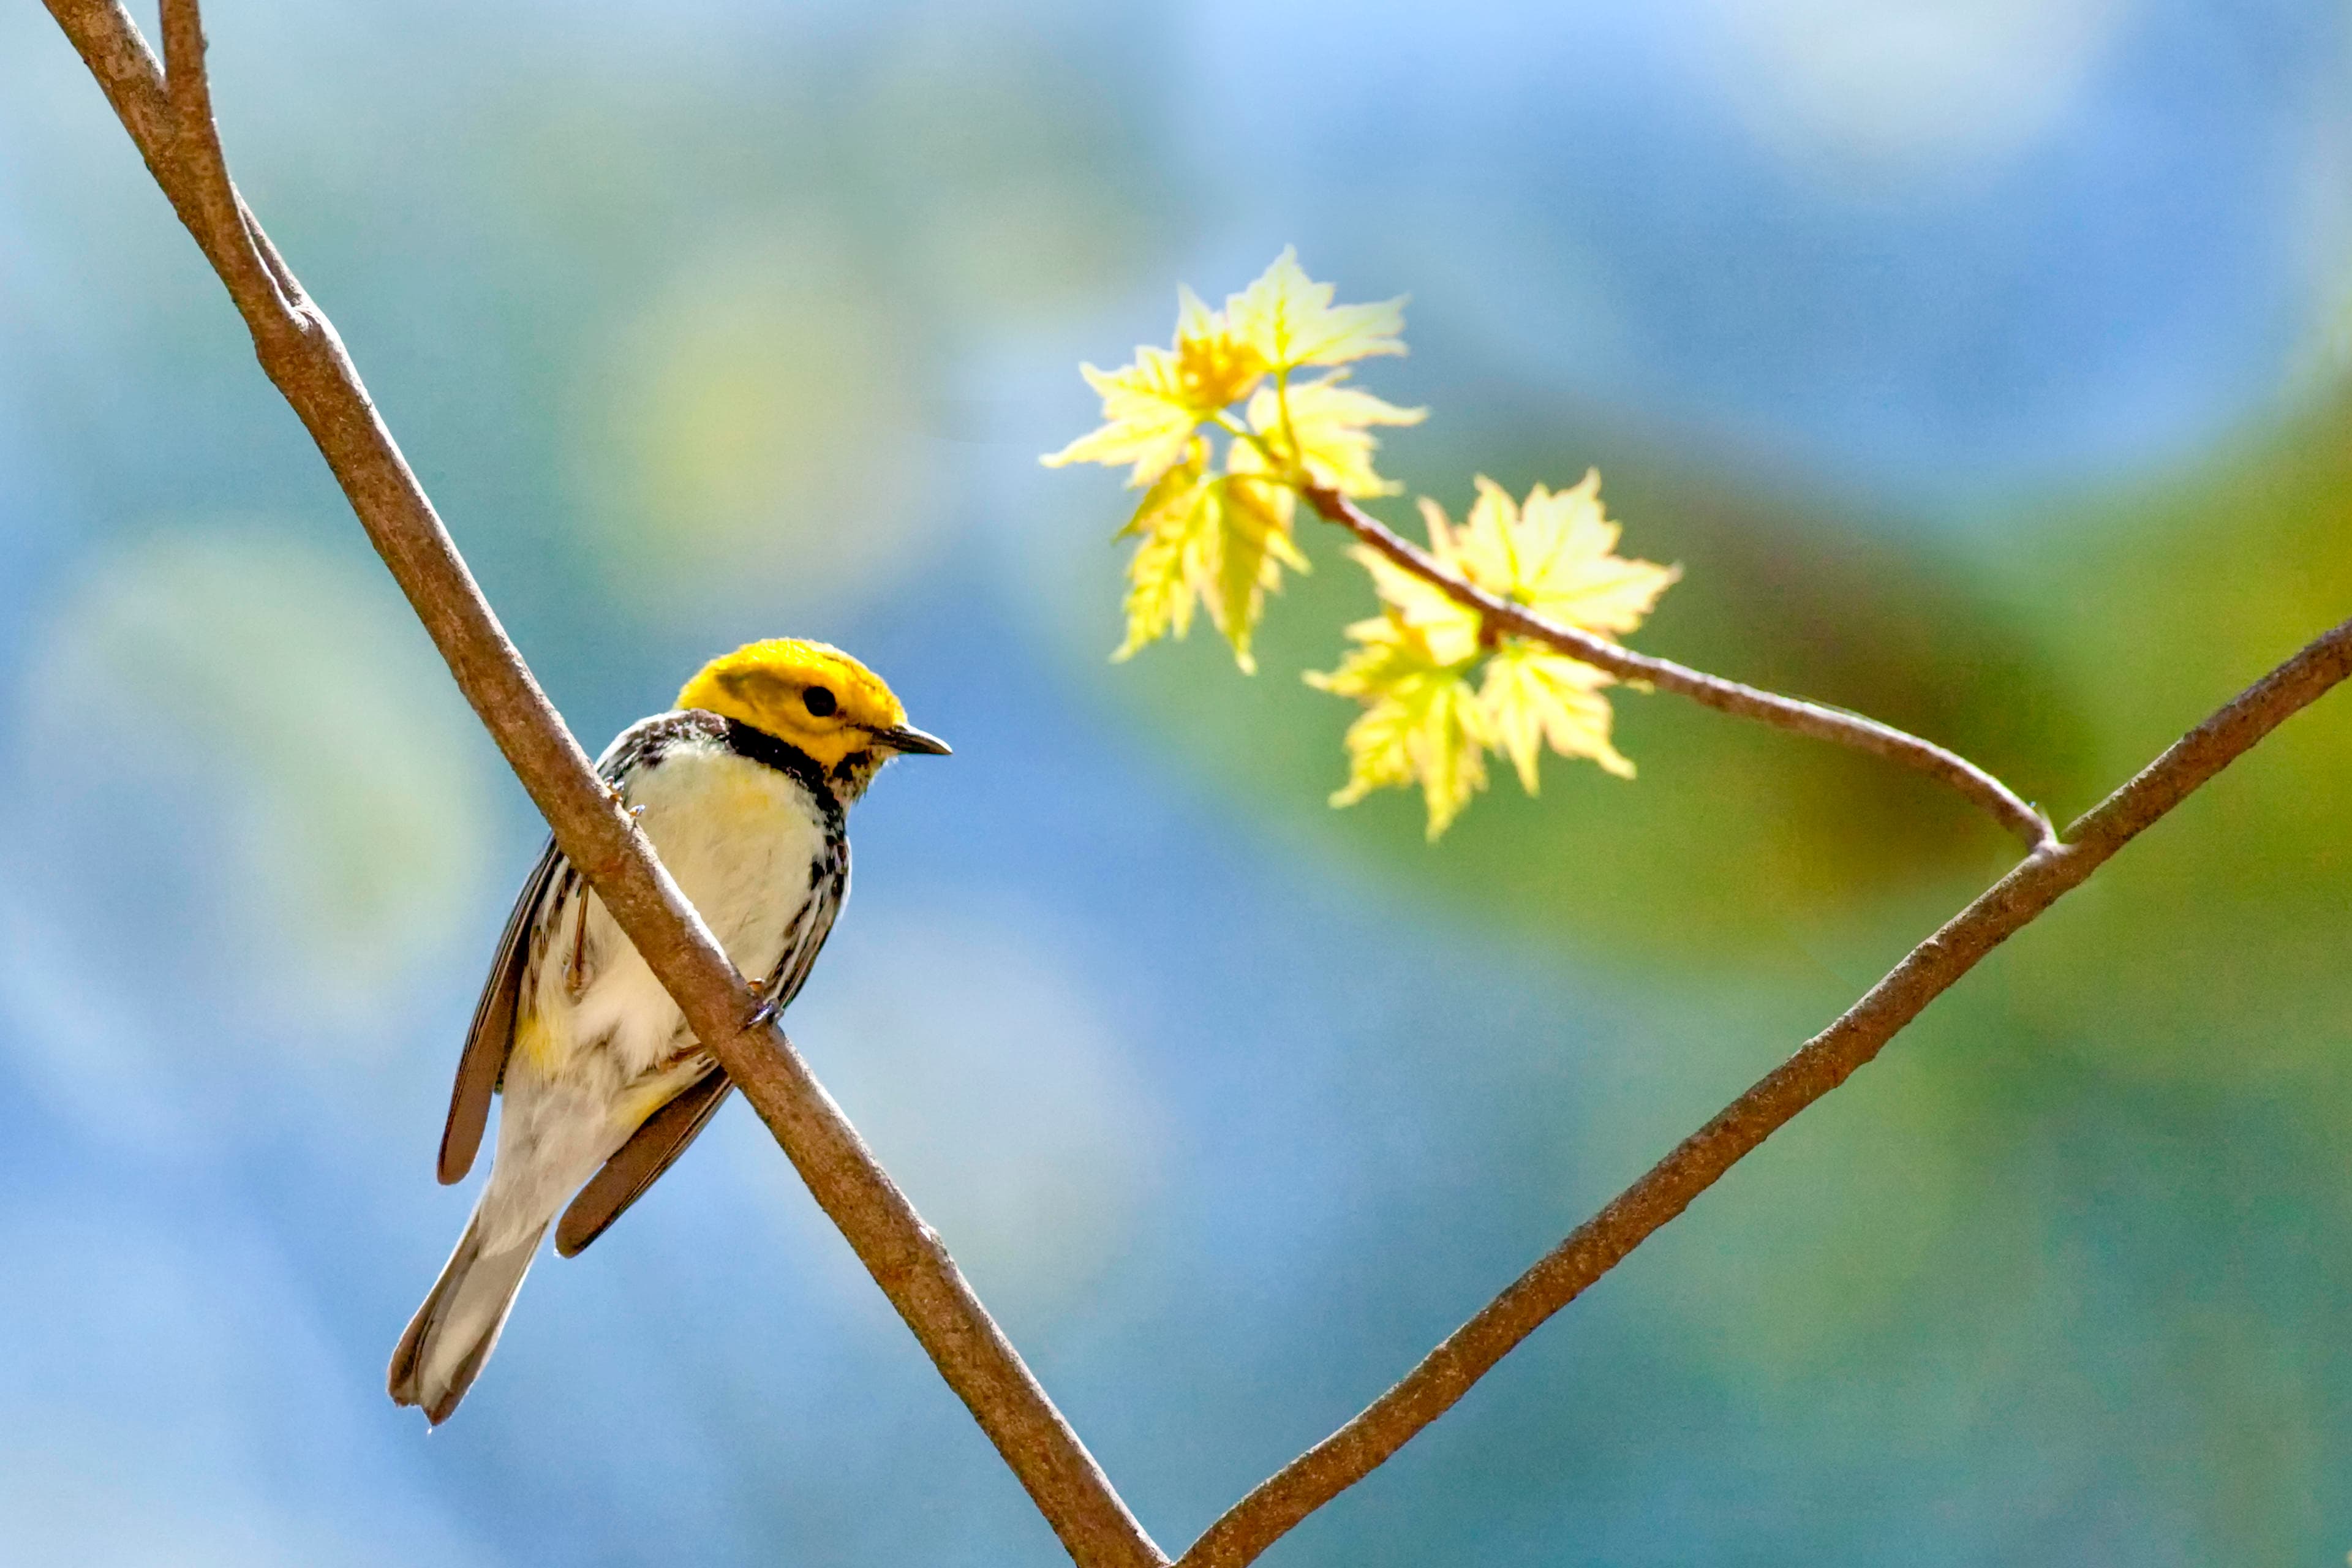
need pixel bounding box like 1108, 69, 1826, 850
1303, 486, 2059, 853
1178, 611, 2352, 1568
38, 4, 1167, 1564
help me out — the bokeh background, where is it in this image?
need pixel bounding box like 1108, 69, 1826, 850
4, 1, 2352, 1562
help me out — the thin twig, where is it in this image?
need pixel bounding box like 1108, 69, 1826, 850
1303, 486, 2059, 853
156, 0, 288, 317
37, 4, 1167, 1564
1179, 612, 2352, 1568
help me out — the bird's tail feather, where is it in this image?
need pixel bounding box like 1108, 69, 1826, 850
388, 1207, 546, 1425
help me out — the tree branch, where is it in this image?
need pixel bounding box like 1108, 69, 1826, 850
39, 4, 1167, 1564
156, 0, 288, 317
46, 6, 2350, 1566
1178, 611, 2352, 1568
1303, 486, 2059, 853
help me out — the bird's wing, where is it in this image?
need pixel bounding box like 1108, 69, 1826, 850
554, 836, 849, 1253
437, 836, 562, 1185
554, 1061, 734, 1256
435, 717, 685, 1185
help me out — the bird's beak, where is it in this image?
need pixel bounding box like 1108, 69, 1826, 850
873, 722, 952, 756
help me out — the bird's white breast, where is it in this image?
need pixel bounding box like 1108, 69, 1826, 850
559, 739, 831, 1079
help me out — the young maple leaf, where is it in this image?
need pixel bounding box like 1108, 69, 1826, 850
1212, 440, 1307, 673
1226, 247, 1407, 371
1306, 614, 1490, 838
1246, 374, 1425, 497
1054, 253, 1407, 671
1114, 440, 1218, 657
1311, 470, 1676, 832
1436, 471, 1679, 637
1043, 287, 1270, 488
1479, 642, 1633, 788
1112, 437, 1306, 672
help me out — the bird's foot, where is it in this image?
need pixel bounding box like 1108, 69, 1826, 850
745, 979, 783, 1033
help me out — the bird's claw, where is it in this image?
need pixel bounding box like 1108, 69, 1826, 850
746, 988, 783, 1032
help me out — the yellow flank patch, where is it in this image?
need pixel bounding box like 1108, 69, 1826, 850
614, 1073, 685, 1132
514, 1008, 563, 1075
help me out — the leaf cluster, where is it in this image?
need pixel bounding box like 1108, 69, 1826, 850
1047, 251, 1677, 835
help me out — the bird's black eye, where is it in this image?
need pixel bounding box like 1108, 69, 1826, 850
802, 686, 837, 717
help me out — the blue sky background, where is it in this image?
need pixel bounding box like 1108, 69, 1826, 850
5, 1, 2352, 1563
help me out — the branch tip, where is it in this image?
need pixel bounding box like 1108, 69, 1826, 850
154, 0, 295, 322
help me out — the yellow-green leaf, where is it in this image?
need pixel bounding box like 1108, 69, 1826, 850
1224, 437, 1306, 568
1248, 374, 1425, 497
1045, 347, 1211, 488
1307, 616, 1488, 837
1207, 464, 1302, 673
1114, 446, 1217, 658
1112, 440, 1310, 670
1227, 247, 1407, 372
1439, 472, 1679, 634
1211, 488, 1272, 674
1480, 641, 1632, 791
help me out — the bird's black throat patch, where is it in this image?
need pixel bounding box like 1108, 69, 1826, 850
714, 717, 843, 829
617, 709, 846, 832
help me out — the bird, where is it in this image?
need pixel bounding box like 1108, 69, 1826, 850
388, 637, 949, 1424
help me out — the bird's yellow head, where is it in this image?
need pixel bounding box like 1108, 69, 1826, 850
676, 639, 949, 784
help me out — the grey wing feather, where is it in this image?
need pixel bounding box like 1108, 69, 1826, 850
437, 837, 563, 1185
554, 1065, 734, 1256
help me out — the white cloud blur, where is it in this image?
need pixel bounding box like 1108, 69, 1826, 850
1704, 0, 2135, 180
